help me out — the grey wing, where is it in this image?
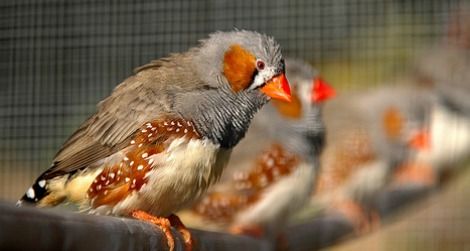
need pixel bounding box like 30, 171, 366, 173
40, 53, 205, 179
41, 74, 172, 179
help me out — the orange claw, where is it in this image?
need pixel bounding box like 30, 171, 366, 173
132, 210, 175, 251
332, 200, 380, 235
168, 214, 194, 251
229, 224, 265, 238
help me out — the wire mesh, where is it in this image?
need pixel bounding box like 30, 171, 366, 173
0, 1, 469, 250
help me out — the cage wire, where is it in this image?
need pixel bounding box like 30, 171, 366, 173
0, 0, 468, 248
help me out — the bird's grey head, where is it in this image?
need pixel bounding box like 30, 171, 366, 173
178, 30, 292, 148
360, 87, 433, 166
256, 59, 336, 161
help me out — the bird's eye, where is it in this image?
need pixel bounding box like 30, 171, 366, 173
256, 60, 265, 70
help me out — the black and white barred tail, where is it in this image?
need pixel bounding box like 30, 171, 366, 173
17, 176, 49, 206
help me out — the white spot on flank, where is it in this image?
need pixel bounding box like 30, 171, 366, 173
109, 172, 115, 179
151, 127, 156, 131
138, 143, 143, 148
170, 121, 175, 125
100, 175, 106, 181
176, 128, 180, 132
130, 140, 136, 144
272, 168, 280, 178
187, 121, 191, 126
125, 177, 130, 183
141, 129, 147, 133
137, 165, 144, 171
266, 158, 274, 167
124, 157, 129, 161
26, 187, 35, 199
104, 190, 108, 195
142, 153, 148, 158
148, 159, 154, 165
184, 129, 188, 134
148, 133, 153, 137
96, 185, 102, 191
146, 123, 152, 128
167, 127, 173, 131
177, 122, 182, 127
117, 170, 122, 175
129, 161, 134, 166
164, 121, 168, 126
93, 179, 98, 184
38, 180, 46, 188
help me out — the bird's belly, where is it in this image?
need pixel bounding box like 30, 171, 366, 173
109, 138, 231, 216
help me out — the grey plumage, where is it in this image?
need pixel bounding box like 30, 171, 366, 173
19, 30, 287, 209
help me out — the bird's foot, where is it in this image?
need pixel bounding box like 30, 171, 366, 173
392, 162, 436, 187
131, 210, 176, 251
332, 200, 379, 235
168, 214, 194, 251
229, 223, 265, 238
275, 233, 289, 251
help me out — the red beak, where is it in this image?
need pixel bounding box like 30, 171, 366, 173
261, 73, 292, 102
312, 77, 336, 103
408, 128, 431, 151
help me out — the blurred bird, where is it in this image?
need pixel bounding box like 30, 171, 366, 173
187, 59, 335, 240
17, 30, 291, 251
315, 85, 433, 232
400, 7, 470, 187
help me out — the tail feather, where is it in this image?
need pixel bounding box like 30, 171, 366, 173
17, 177, 50, 206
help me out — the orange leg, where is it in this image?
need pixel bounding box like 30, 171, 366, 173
229, 224, 265, 238
393, 162, 436, 187
332, 199, 380, 235
275, 233, 289, 251
131, 210, 176, 251
168, 214, 194, 251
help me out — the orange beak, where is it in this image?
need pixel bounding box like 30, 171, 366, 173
261, 73, 292, 102
312, 77, 336, 103
408, 128, 431, 151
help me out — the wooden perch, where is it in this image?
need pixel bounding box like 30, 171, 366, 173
0, 202, 271, 251
0, 184, 435, 251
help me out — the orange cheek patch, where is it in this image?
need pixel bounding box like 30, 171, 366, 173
223, 44, 256, 92
271, 87, 302, 119
383, 107, 403, 140
87, 118, 200, 208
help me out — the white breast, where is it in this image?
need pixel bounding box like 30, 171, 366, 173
108, 138, 231, 216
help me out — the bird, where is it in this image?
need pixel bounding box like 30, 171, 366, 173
398, 7, 470, 188
314, 85, 433, 232
187, 59, 335, 241
17, 30, 292, 251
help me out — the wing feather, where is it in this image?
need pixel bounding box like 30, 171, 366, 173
41, 54, 202, 179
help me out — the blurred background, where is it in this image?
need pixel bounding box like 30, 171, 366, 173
1, 0, 469, 250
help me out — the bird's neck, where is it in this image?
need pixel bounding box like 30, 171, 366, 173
188, 86, 269, 149
260, 104, 325, 161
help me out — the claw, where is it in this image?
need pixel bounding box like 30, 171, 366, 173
393, 162, 436, 186
131, 210, 175, 251
168, 214, 194, 251
229, 224, 265, 238
332, 200, 380, 234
